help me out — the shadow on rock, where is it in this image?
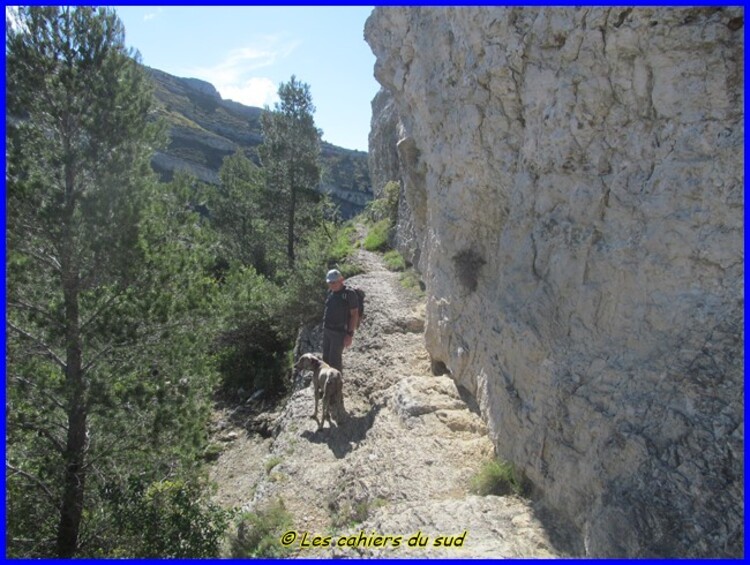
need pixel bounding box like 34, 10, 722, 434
529, 499, 584, 557
302, 404, 382, 459
456, 384, 482, 416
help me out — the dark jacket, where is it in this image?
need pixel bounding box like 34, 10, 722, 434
323, 287, 358, 332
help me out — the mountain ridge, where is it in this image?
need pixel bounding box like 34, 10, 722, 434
145, 67, 372, 219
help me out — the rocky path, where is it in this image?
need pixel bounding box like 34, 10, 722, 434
208, 236, 574, 557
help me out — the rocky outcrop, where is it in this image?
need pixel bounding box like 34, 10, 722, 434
181, 77, 221, 99
368, 88, 421, 266
368, 89, 402, 198
365, 7, 743, 558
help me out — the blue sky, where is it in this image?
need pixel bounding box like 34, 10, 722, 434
113, 6, 379, 152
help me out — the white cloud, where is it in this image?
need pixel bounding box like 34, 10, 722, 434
143, 8, 162, 21
221, 77, 279, 107
185, 35, 299, 107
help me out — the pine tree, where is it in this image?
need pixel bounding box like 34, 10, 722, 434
209, 150, 278, 275
6, 7, 221, 556
258, 76, 322, 268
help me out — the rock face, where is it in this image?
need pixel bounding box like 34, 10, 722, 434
368, 88, 422, 266
365, 7, 743, 558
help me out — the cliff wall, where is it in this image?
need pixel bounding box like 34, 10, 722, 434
368, 88, 421, 264
365, 7, 744, 557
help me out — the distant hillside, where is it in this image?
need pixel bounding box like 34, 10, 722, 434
145, 67, 372, 219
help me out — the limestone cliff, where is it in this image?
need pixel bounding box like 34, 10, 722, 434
365, 7, 743, 557
368, 88, 421, 265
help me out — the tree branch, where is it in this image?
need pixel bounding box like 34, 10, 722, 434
7, 321, 67, 370
27, 247, 62, 273
81, 343, 114, 374
9, 374, 67, 412
15, 421, 67, 454
79, 288, 127, 335
6, 462, 60, 508
7, 299, 64, 330
11, 235, 63, 273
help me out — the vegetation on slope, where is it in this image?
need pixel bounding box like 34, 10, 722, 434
5, 7, 365, 557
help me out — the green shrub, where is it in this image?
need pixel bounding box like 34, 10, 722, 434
215, 267, 291, 398
329, 224, 357, 263
265, 456, 282, 474
330, 497, 384, 528
228, 498, 293, 558
104, 477, 235, 557
338, 262, 365, 279
203, 442, 224, 462
328, 223, 365, 279
383, 250, 406, 271
469, 458, 530, 497
363, 219, 391, 252
365, 180, 400, 226
399, 269, 425, 298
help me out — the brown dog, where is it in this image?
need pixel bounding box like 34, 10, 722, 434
293, 353, 345, 430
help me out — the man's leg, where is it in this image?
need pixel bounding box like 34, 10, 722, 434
322, 329, 344, 372
322, 329, 334, 367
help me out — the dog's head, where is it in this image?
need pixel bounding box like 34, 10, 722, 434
293, 353, 322, 373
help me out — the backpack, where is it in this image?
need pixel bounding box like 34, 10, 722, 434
345, 285, 366, 329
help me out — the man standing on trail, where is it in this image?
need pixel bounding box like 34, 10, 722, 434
322, 269, 359, 373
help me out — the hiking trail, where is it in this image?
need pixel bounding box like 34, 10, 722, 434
208, 230, 576, 557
